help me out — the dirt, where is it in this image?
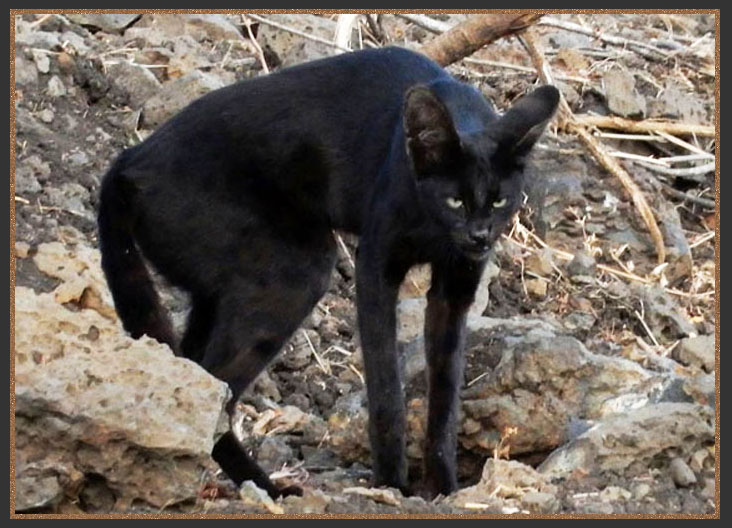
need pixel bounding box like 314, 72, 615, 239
13, 13, 716, 516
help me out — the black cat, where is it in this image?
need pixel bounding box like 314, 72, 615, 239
97, 46, 559, 498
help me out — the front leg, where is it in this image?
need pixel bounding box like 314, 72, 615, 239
356, 237, 411, 492
423, 258, 484, 497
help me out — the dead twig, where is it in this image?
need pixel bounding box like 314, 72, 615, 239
419, 14, 544, 67
521, 30, 667, 265
574, 115, 715, 138
634, 160, 714, 183
241, 16, 269, 74
539, 16, 670, 61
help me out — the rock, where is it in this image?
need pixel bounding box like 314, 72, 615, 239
343, 487, 401, 507
689, 448, 710, 472
131, 14, 242, 43
66, 14, 141, 33
47, 75, 66, 97
14, 286, 231, 511
279, 330, 319, 370
15, 157, 44, 194
38, 108, 54, 123
15, 52, 39, 87
649, 81, 708, 124
674, 335, 714, 373
239, 481, 284, 514
31, 49, 50, 73
600, 485, 631, 501
257, 436, 295, 471
44, 183, 93, 221
142, 70, 225, 128
567, 250, 596, 277
701, 477, 715, 500
603, 69, 646, 118
106, 61, 162, 109
683, 373, 715, 408
520, 491, 559, 513
32, 241, 116, 320
656, 198, 693, 282
183, 14, 243, 42
525, 248, 555, 276
15, 241, 31, 259
669, 457, 697, 487
632, 482, 651, 499
539, 403, 714, 479
15, 20, 62, 49
525, 278, 548, 298
448, 458, 555, 510
283, 489, 331, 514
331, 316, 677, 466
256, 14, 338, 67
459, 326, 665, 456
634, 285, 697, 339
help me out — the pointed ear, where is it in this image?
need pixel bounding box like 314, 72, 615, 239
494, 85, 560, 157
403, 85, 461, 175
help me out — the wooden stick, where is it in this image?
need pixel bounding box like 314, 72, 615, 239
539, 16, 670, 61
521, 30, 667, 265
574, 115, 715, 138
419, 14, 543, 67
634, 160, 714, 182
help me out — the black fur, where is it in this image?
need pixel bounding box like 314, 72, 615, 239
97, 47, 559, 498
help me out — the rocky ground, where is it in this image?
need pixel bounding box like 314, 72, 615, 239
13, 13, 717, 516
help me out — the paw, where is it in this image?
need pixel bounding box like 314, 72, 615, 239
273, 484, 304, 498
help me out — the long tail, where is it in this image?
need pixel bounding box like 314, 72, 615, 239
97, 159, 177, 349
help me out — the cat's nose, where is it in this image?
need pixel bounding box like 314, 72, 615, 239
469, 228, 490, 245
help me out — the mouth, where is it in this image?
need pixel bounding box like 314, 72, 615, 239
460, 244, 491, 261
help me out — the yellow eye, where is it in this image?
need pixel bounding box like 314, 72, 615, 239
446, 197, 463, 209
493, 198, 507, 208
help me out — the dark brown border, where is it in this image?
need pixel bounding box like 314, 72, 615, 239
9, 8, 721, 520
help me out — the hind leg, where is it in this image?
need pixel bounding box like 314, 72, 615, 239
179, 294, 216, 363
205, 233, 337, 495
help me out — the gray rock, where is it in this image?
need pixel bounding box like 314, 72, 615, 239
567, 250, 596, 276
539, 403, 714, 478
603, 69, 646, 118
15, 158, 43, 194
38, 109, 55, 123
15, 283, 230, 511
46, 75, 66, 97
67, 14, 141, 33
31, 49, 50, 73
649, 81, 708, 125
634, 285, 697, 339
15, 20, 61, 49
15, 52, 39, 87
521, 491, 560, 513
142, 70, 225, 128
683, 373, 715, 408
44, 182, 92, 219
183, 14, 243, 42
106, 61, 162, 109
130, 14, 242, 44
669, 457, 697, 487
256, 14, 338, 67
675, 335, 714, 373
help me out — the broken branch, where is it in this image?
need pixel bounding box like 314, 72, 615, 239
573, 115, 715, 138
419, 14, 544, 67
